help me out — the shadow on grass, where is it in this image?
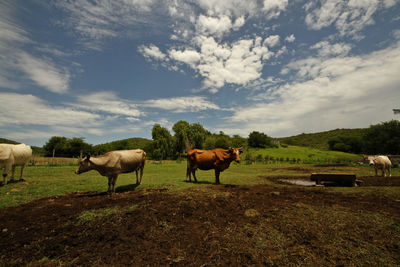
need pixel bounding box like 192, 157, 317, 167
116, 183, 140, 193
184, 180, 215, 185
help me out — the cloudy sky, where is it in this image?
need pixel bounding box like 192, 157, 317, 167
1, 0, 399, 146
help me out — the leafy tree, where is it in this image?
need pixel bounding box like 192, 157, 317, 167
248, 131, 275, 148
362, 120, 400, 154
328, 136, 362, 153
43, 136, 68, 157
190, 123, 207, 149
172, 120, 191, 155
68, 137, 92, 158
151, 124, 173, 160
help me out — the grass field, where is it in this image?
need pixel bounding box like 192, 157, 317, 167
1, 160, 399, 209
1, 148, 400, 266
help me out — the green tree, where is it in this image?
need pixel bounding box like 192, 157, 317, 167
248, 131, 275, 148
151, 124, 173, 160
43, 136, 68, 157
362, 120, 400, 154
172, 120, 191, 155
190, 123, 207, 149
68, 137, 92, 158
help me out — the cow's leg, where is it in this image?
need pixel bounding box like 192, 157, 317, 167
192, 169, 198, 183
107, 176, 112, 194
135, 169, 139, 185
111, 175, 118, 194
19, 164, 27, 181
215, 170, 220, 185
388, 167, 391, 177
186, 166, 191, 182
2, 164, 11, 185
10, 166, 16, 182
139, 165, 144, 184
381, 167, 385, 177
374, 167, 378, 176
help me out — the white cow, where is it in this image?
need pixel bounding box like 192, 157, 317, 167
365, 155, 392, 177
0, 143, 32, 185
75, 149, 146, 194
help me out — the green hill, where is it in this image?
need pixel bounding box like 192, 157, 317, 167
92, 137, 151, 155
277, 128, 367, 150
0, 138, 19, 144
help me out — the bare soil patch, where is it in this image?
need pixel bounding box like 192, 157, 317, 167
1, 184, 400, 266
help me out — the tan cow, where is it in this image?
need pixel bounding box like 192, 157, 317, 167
75, 149, 146, 194
0, 143, 32, 185
365, 155, 392, 177
186, 147, 242, 184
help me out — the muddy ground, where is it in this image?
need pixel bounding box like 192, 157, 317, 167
1, 176, 400, 266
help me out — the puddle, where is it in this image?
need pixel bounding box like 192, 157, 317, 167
278, 179, 316, 186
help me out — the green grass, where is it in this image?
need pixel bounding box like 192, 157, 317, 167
245, 145, 361, 162
1, 159, 399, 209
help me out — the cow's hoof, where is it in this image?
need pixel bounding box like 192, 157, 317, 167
19, 178, 25, 182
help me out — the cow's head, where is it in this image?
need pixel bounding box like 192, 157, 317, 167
75, 155, 92, 174
365, 156, 376, 166
228, 147, 242, 163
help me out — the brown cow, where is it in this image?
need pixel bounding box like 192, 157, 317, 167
186, 147, 242, 184
75, 149, 146, 194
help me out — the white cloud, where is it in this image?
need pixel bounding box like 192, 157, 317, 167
263, 0, 289, 19
263, 35, 280, 47
55, 0, 156, 49
196, 14, 233, 37
71, 91, 143, 118
304, 0, 394, 38
144, 35, 278, 91
17, 52, 70, 94
168, 49, 201, 67
285, 34, 295, 43
143, 96, 220, 113
310, 41, 352, 57
0, 93, 100, 127
224, 42, 400, 137
138, 44, 167, 61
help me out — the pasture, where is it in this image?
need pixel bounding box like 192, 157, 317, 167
1, 159, 400, 266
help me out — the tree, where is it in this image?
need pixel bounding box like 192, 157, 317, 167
362, 120, 400, 154
43, 136, 68, 157
328, 136, 362, 153
189, 123, 207, 149
151, 124, 173, 160
68, 137, 92, 158
248, 131, 275, 148
172, 120, 191, 155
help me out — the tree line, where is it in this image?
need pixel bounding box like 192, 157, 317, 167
42, 119, 400, 159
328, 120, 400, 155
42, 120, 275, 159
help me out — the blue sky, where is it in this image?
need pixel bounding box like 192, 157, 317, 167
1, 0, 399, 146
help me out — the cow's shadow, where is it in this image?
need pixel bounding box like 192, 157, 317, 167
184, 180, 217, 185
115, 183, 141, 193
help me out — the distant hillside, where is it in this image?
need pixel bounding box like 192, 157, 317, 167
277, 128, 367, 150
0, 138, 19, 144
92, 137, 151, 154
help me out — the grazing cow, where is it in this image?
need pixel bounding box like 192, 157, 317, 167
75, 149, 146, 194
365, 155, 392, 177
0, 143, 32, 185
186, 147, 242, 184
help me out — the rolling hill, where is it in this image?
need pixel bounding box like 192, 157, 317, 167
277, 128, 367, 150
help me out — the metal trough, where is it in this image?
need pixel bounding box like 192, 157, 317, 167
310, 173, 357, 187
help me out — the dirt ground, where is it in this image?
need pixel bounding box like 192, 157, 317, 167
1, 176, 400, 266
